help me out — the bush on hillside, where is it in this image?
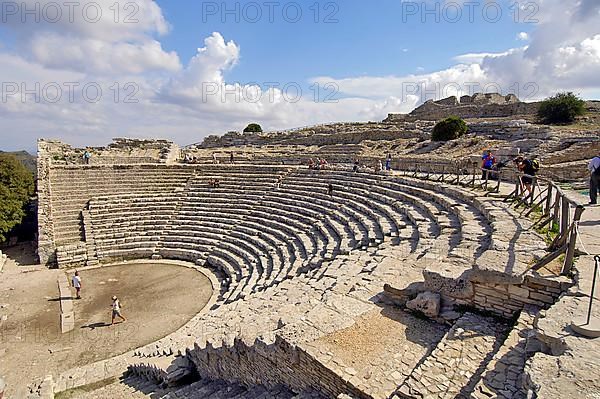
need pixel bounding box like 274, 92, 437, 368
431, 116, 468, 141
537, 92, 586, 124
243, 123, 263, 133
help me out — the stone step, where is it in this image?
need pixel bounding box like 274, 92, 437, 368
470, 307, 538, 399
394, 313, 510, 399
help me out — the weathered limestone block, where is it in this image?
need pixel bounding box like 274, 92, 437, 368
406, 291, 441, 318
422, 263, 474, 300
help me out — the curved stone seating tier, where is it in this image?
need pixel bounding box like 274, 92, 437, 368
40, 164, 557, 399
82, 167, 499, 299
264, 188, 373, 249
288, 170, 494, 264
387, 175, 545, 280
283, 172, 432, 242
257, 196, 344, 254
45, 165, 291, 246
78, 167, 512, 308
48, 166, 197, 245
87, 194, 181, 262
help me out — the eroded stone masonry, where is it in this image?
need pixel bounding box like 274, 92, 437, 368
27, 131, 598, 399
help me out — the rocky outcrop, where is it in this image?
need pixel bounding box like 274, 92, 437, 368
406, 291, 441, 317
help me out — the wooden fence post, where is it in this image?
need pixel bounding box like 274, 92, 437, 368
545, 183, 553, 215
561, 196, 570, 235
552, 192, 561, 229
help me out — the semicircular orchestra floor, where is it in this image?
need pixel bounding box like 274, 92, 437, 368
0, 260, 214, 398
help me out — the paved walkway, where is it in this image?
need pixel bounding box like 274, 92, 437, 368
525, 189, 600, 399
567, 190, 600, 255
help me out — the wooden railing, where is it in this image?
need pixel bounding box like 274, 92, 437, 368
520, 178, 586, 275
394, 159, 508, 193
394, 159, 587, 275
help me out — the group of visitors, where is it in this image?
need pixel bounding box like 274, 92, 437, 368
482, 148, 600, 205
375, 154, 393, 173
480, 149, 540, 200
308, 158, 329, 170
183, 153, 200, 163
71, 271, 126, 325
208, 178, 221, 188
184, 152, 235, 164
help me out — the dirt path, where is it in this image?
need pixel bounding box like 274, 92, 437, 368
0, 249, 213, 398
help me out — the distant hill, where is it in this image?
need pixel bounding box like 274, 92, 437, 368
0, 150, 37, 175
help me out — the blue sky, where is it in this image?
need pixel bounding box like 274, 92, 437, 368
0, 0, 598, 151
155, 1, 534, 86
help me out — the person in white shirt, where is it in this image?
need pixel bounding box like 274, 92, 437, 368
588, 154, 600, 205
71, 271, 81, 299
110, 296, 126, 325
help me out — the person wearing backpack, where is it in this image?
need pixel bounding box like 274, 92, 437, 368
588, 154, 600, 205
516, 156, 539, 200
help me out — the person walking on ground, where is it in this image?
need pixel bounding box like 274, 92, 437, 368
353, 159, 360, 173
385, 153, 392, 171
481, 150, 497, 179
111, 296, 126, 325
71, 271, 82, 299
230, 151, 234, 164
376, 160, 383, 173
212, 153, 218, 164
328, 183, 333, 196
588, 153, 600, 205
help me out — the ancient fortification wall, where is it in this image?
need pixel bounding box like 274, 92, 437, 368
384, 93, 540, 122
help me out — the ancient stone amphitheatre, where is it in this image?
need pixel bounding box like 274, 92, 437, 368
2, 94, 599, 399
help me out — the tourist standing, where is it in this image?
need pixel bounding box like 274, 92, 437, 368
230, 151, 234, 164
328, 183, 333, 196
481, 150, 496, 179
353, 159, 360, 173
588, 153, 600, 205
376, 160, 383, 173
71, 271, 82, 299
83, 150, 91, 165
385, 153, 392, 171
111, 296, 126, 325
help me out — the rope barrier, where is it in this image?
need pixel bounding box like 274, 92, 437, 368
575, 220, 593, 256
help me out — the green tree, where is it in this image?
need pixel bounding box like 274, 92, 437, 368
537, 92, 586, 124
0, 153, 34, 242
431, 116, 468, 141
243, 123, 263, 133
